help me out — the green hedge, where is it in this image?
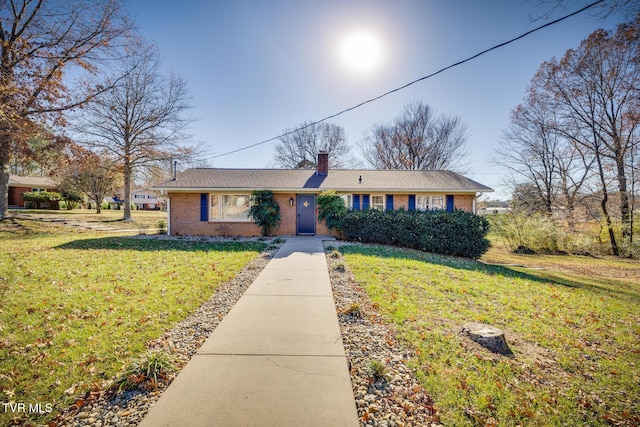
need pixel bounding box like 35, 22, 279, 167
340, 209, 490, 259
22, 191, 61, 210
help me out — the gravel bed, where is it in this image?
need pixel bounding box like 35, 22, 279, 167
51, 241, 282, 427
51, 238, 441, 427
325, 242, 442, 427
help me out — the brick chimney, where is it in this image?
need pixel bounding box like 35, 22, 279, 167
317, 151, 328, 175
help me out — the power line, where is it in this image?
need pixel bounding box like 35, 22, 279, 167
204, 0, 604, 162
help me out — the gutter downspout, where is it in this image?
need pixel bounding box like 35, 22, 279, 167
165, 192, 171, 235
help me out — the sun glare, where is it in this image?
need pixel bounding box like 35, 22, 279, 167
338, 29, 384, 73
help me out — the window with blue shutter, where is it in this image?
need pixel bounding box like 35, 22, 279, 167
386, 194, 394, 211
353, 194, 360, 210
362, 194, 370, 210
408, 195, 416, 211
200, 193, 208, 221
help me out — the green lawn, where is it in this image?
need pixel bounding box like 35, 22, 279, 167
15, 209, 168, 230
0, 218, 266, 425
339, 244, 640, 426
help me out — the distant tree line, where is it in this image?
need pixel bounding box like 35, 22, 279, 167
495, 15, 640, 256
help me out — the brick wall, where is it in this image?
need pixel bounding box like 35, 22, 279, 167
169, 192, 335, 237
454, 194, 475, 213
8, 187, 28, 207
392, 194, 409, 210
275, 193, 296, 235
169, 191, 477, 237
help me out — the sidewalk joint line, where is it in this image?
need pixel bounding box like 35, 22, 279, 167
195, 353, 346, 357
243, 294, 332, 297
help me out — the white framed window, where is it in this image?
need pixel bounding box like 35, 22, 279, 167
416, 195, 429, 211
431, 196, 444, 210
210, 194, 251, 221
414, 194, 446, 210
370, 194, 385, 211
31, 188, 46, 192
340, 194, 352, 209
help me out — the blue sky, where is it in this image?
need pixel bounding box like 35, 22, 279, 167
126, 0, 624, 199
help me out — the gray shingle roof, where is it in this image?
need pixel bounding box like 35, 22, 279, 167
9, 175, 59, 188
154, 168, 493, 193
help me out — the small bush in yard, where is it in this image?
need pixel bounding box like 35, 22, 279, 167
341, 302, 364, 319
340, 209, 490, 259
333, 262, 347, 272
115, 351, 175, 391
367, 359, 388, 383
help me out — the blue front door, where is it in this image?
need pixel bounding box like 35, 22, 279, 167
296, 194, 316, 235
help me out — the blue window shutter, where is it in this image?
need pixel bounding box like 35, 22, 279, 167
353, 194, 360, 210
408, 195, 416, 211
386, 194, 394, 211
446, 195, 454, 212
200, 193, 208, 221
363, 194, 370, 210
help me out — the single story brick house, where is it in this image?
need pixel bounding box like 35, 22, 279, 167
8, 175, 59, 208
153, 153, 493, 237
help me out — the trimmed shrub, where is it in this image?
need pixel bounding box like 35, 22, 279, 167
317, 190, 346, 232
340, 209, 490, 259
22, 191, 61, 210
249, 190, 281, 236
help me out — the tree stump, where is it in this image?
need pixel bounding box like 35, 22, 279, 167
461, 323, 512, 355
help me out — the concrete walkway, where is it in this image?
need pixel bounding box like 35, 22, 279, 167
139, 237, 359, 427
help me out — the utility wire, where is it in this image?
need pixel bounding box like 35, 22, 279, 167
205, 0, 604, 161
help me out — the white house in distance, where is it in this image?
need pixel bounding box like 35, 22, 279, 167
131, 189, 162, 210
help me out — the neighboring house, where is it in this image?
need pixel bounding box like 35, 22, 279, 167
131, 189, 162, 210
153, 152, 493, 237
105, 195, 125, 210
477, 207, 509, 216
8, 175, 59, 208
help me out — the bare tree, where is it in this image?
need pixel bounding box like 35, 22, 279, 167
505, 17, 640, 255
71, 153, 118, 214
76, 37, 194, 221
360, 101, 468, 171
539, 19, 640, 253
496, 91, 592, 226
537, 0, 639, 21
497, 101, 561, 216
274, 122, 351, 169
510, 183, 548, 216
0, 0, 130, 219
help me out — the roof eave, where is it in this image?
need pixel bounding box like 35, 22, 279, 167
154, 186, 494, 193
